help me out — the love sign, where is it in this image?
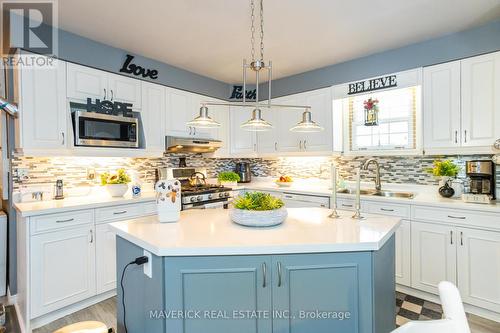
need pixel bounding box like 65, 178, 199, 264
119, 54, 158, 80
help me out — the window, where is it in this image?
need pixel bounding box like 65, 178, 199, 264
348, 86, 419, 151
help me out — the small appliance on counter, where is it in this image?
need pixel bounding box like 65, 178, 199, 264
463, 160, 496, 203
53, 179, 65, 200
235, 162, 252, 183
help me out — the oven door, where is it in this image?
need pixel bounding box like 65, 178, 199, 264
73, 111, 139, 148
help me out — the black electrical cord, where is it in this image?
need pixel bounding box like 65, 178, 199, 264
120, 256, 149, 333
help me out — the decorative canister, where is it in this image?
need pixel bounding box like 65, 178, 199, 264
155, 179, 181, 223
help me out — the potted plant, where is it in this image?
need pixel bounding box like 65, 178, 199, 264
230, 191, 287, 227
218, 171, 241, 187
426, 160, 461, 187
100, 168, 131, 197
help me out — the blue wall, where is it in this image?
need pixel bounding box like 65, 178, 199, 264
260, 19, 500, 99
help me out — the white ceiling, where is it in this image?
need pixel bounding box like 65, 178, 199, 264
57, 0, 500, 83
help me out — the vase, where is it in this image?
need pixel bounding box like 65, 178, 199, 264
438, 176, 452, 188
105, 184, 129, 197
230, 207, 288, 227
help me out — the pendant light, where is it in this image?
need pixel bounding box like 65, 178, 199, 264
240, 108, 273, 131
186, 106, 220, 129
290, 109, 324, 132
190, 0, 324, 134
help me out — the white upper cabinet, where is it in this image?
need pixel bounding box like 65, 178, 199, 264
423, 61, 461, 149
461, 52, 500, 147
108, 73, 142, 108
277, 95, 304, 153
141, 81, 166, 152
301, 88, 333, 152
67, 63, 107, 101
18, 55, 68, 151
165, 88, 210, 139
230, 106, 257, 155
256, 105, 279, 154
67, 63, 141, 109
207, 101, 230, 157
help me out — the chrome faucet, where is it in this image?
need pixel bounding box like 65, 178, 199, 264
361, 159, 382, 191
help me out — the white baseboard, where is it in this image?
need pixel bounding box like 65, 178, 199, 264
397, 284, 500, 323
30, 290, 116, 331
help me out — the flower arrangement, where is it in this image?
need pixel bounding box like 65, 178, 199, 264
363, 98, 379, 126
426, 160, 461, 178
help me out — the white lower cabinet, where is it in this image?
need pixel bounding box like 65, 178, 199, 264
411, 221, 456, 294
395, 220, 411, 286
31, 225, 96, 317
457, 227, 500, 312
96, 223, 117, 294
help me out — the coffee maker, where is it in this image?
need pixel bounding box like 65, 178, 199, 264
466, 160, 496, 200
235, 162, 252, 183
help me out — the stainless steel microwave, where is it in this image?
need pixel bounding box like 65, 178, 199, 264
72, 110, 139, 148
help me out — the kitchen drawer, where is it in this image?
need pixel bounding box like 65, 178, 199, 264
142, 201, 157, 216
335, 197, 356, 211
364, 201, 410, 218
30, 210, 94, 235
95, 203, 144, 224
282, 193, 329, 208
412, 205, 500, 231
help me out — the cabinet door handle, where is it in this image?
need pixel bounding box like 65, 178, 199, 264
90, 230, 94, 243
464, 130, 467, 143
110, 89, 114, 101
61, 132, 65, 145
450, 230, 453, 245
188, 127, 192, 135
254, 143, 257, 151
460, 231, 463, 246
303, 140, 307, 150
103, 88, 107, 100
299, 140, 303, 150
277, 262, 282, 287
193, 127, 196, 136
342, 204, 353, 208
113, 210, 127, 215
262, 263, 267, 288
448, 215, 466, 220
380, 208, 394, 212
56, 218, 74, 223
274, 142, 278, 151
455, 130, 458, 144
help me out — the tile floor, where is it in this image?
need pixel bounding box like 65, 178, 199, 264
0, 293, 497, 333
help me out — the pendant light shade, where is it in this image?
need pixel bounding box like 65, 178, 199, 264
187, 106, 221, 129
289, 110, 324, 132
240, 108, 273, 131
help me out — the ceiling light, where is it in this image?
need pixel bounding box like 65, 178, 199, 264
240, 108, 273, 131
290, 110, 324, 132
187, 106, 220, 129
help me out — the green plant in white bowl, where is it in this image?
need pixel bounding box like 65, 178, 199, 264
231, 192, 287, 227
218, 171, 240, 187
101, 168, 131, 197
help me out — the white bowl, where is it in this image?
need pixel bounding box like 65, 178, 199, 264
105, 184, 128, 197
230, 207, 288, 227
275, 181, 293, 187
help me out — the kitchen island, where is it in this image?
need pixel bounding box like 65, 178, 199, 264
110, 208, 400, 333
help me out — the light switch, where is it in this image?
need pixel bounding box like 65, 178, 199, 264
143, 250, 152, 278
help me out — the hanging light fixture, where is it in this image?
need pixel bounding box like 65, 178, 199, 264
190, 0, 323, 133
290, 109, 324, 132
186, 105, 220, 129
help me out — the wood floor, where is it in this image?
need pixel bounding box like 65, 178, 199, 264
29, 295, 500, 333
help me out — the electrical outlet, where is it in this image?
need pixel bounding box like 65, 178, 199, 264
143, 250, 152, 278
16, 168, 30, 182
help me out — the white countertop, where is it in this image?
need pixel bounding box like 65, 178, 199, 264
109, 207, 401, 256
14, 191, 157, 217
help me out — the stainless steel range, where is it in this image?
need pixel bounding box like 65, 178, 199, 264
157, 167, 235, 210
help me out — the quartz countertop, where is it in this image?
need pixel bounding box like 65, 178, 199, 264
14, 191, 157, 217
109, 207, 401, 256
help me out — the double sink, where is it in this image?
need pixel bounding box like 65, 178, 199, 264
336, 188, 415, 199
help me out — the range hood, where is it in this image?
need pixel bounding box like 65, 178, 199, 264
165, 136, 222, 153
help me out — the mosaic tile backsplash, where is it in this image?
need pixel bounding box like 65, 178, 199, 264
12, 153, 499, 191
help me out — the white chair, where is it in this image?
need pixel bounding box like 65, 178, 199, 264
392, 281, 471, 333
